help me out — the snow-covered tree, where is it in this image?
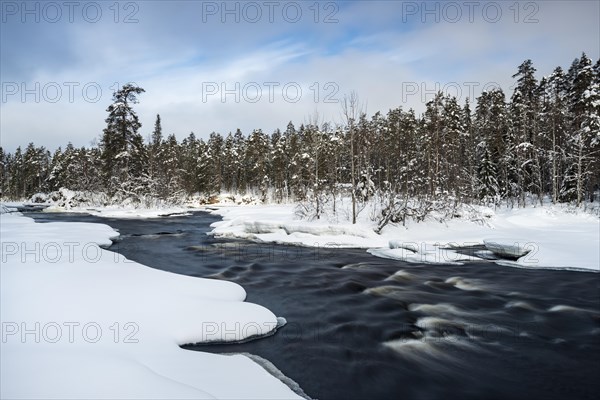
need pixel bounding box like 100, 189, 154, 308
3, 54, 598, 209
244, 129, 271, 201
341, 92, 361, 224
563, 53, 600, 204
510, 59, 543, 204
477, 144, 499, 203
270, 129, 288, 202
100, 84, 146, 194
539, 67, 568, 203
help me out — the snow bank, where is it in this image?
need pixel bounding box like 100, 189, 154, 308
19, 190, 271, 219
20, 188, 197, 219
207, 204, 600, 272
40, 200, 195, 219
0, 212, 302, 399
209, 205, 386, 248
69, 206, 194, 219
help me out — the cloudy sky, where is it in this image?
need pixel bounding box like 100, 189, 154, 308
1, 0, 598, 151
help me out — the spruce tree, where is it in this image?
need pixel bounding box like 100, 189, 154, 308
148, 114, 164, 189
477, 144, 499, 203
510, 59, 542, 204
565, 53, 598, 204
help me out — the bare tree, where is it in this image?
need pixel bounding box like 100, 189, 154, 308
341, 91, 362, 224
307, 110, 324, 219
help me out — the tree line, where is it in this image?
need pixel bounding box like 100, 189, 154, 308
1, 53, 598, 217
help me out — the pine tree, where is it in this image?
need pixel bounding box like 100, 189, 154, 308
22, 143, 50, 197
205, 132, 224, 195
78, 147, 102, 192
100, 84, 146, 194
148, 114, 164, 187
245, 129, 271, 201
3, 53, 598, 209
475, 89, 511, 199
162, 134, 182, 198
180, 132, 200, 195
461, 98, 477, 199
539, 67, 568, 203
221, 133, 235, 193
196, 139, 211, 196
510, 59, 542, 205
564, 53, 599, 204
10, 147, 23, 198
477, 144, 499, 202
284, 122, 303, 199
441, 96, 464, 197
232, 129, 246, 193
270, 129, 288, 202
151, 114, 163, 146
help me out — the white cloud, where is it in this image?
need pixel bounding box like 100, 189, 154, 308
1, 0, 598, 151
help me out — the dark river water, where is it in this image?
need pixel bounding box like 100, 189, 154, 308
27, 211, 600, 400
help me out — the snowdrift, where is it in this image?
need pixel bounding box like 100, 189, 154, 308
0, 212, 302, 399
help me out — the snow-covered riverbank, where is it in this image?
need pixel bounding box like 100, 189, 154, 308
207, 204, 600, 272
2, 198, 597, 398
6, 194, 599, 271
5, 195, 598, 271
0, 211, 303, 399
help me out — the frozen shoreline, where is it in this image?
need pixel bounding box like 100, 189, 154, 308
0, 210, 303, 399
206, 203, 600, 272
5, 198, 598, 271
2, 199, 597, 397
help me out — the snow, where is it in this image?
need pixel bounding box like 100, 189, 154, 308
209, 205, 385, 248
0, 212, 302, 399
0, 202, 22, 212
17, 190, 269, 219
55, 205, 195, 219
207, 203, 600, 272
2, 198, 597, 398
482, 238, 532, 259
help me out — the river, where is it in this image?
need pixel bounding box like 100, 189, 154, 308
26, 211, 600, 400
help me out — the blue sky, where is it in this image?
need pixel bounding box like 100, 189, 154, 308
1, 0, 598, 151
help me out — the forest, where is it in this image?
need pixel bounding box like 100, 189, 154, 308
1, 53, 598, 223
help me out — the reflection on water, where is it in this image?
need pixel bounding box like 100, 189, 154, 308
28, 212, 600, 400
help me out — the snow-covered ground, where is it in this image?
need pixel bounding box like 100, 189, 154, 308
2, 197, 597, 398
208, 204, 600, 272
0, 211, 303, 399
53, 204, 195, 219
7, 192, 599, 271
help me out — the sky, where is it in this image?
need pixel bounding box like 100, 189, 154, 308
1, 0, 599, 151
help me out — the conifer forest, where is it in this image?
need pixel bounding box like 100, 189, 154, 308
2, 54, 599, 217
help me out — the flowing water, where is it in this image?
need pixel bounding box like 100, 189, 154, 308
27, 211, 600, 400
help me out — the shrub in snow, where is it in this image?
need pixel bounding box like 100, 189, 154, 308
295, 192, 330, 221
34, 188, 111, 209
30, 193, 48, 204
189, 193, 262, 206
356, 173, 376, 203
